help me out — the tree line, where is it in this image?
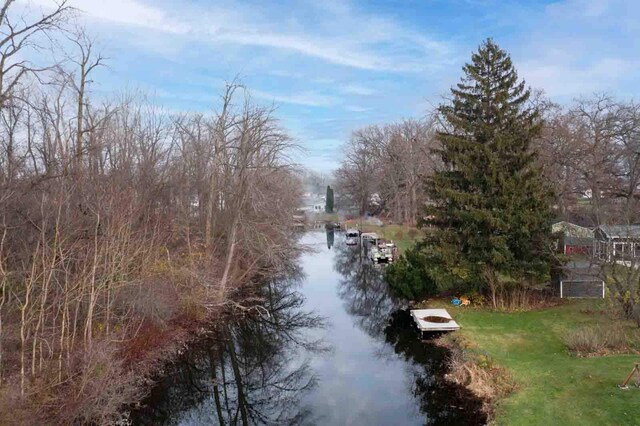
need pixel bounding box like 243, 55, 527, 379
0, 1, 301, 423
336, 86, 640, 229
335, 119, 439, 224
536, 95, 640, 225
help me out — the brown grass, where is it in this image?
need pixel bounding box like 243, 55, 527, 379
564, 323, 640, 357
438, 334, 516, 419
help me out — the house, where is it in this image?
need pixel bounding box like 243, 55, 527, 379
594, 225, 640, 261
552, 221, 594, 256
562, 236, 595, 256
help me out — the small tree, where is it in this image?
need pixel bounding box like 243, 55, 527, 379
325, 185, 334, 213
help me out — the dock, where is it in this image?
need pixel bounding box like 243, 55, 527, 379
361, 232, 379, 244
410, 308, 460, 332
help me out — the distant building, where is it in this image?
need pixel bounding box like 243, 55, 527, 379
298, 191, 327, 213
552, 221, 594, 256
594, 225, 640, 261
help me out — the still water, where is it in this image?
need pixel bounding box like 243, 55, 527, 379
130, 231, 485, 426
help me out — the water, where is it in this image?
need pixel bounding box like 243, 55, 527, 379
130, 231, 485, 425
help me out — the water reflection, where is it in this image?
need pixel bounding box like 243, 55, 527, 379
325, 225, 334, 250
333, 241, 395, 337
131, 232, 485, 426
131, 266, 327, 426
333, 239, 486, 425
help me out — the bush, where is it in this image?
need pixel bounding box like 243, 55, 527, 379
565, 324, 639, 356
385, 248, 437, 300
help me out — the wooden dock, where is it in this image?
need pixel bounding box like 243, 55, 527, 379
410, 309, 460, 332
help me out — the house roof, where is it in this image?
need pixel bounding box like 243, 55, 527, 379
597, 225, 640, 239
564, 236, 594, 245
552, 221, 594, 238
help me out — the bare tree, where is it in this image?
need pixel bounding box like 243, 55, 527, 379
0, 0, 72, 107
64, 28, 105, 168
0, 66, 301, 424
335, 119, 438, 223
537, 95, 640, 225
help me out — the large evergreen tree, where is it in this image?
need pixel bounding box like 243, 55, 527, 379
387, 39, 553, 306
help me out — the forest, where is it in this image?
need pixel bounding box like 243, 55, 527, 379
0, 2, 301, 423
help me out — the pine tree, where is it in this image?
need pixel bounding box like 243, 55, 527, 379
387, 39, 553, 306
325, 185, 334, 213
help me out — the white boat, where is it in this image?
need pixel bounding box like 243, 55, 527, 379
361, 232, 379, 245
370, 239, 395, 263
345, 228, 360, 245
371, 248, 392, 262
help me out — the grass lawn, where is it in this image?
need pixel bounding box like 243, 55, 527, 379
445, 300, 640, 425
343, 220, 422, 253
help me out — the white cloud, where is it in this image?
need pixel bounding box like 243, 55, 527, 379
24, 0, 188, 33
344, 105, 373, 112
26, 0, 453, 72
341, 84, 376, 96
252, 89, 341, 107
512, 0, 640, 99
546, 0, 611, 19
521, 57, 638, 97
211, 30, 419, 71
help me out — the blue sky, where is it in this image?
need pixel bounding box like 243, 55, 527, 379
24, 0, 640, 172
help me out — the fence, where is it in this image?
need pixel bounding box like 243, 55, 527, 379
559, 280, 605, 299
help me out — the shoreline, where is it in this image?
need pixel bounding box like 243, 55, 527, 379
426, 300, 640, 425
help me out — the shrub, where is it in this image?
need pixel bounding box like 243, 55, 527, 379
385, 248, 437, 300
565, 327, 606, 354
565, 324, 638, 355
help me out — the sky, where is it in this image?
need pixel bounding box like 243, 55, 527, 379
20, 0, 640, 172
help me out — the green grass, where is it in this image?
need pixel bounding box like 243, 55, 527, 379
314, 212, 340, 222
446, 300, 640, 425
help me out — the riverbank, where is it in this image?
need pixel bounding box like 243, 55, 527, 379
0, 232, 299, 426
429, 299, 640, 425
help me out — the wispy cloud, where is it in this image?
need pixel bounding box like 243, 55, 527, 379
514, 0, 640, 98
212, 31, 396, 71
344, 105, 373, 112
28, 0, 454, 72
521, 57, 639, 97
252, 89, 341, 107
340, 84, 376, 96
25, 0, 188, 33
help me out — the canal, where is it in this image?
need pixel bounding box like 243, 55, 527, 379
130, 230, 485, 425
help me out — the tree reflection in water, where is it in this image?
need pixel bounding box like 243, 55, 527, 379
333, 242, 487, 426
325, 225, 334, 250
333, 240, 396, 337
131, 264, 328, 426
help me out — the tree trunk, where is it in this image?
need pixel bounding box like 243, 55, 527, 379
219, 215, 239, 297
